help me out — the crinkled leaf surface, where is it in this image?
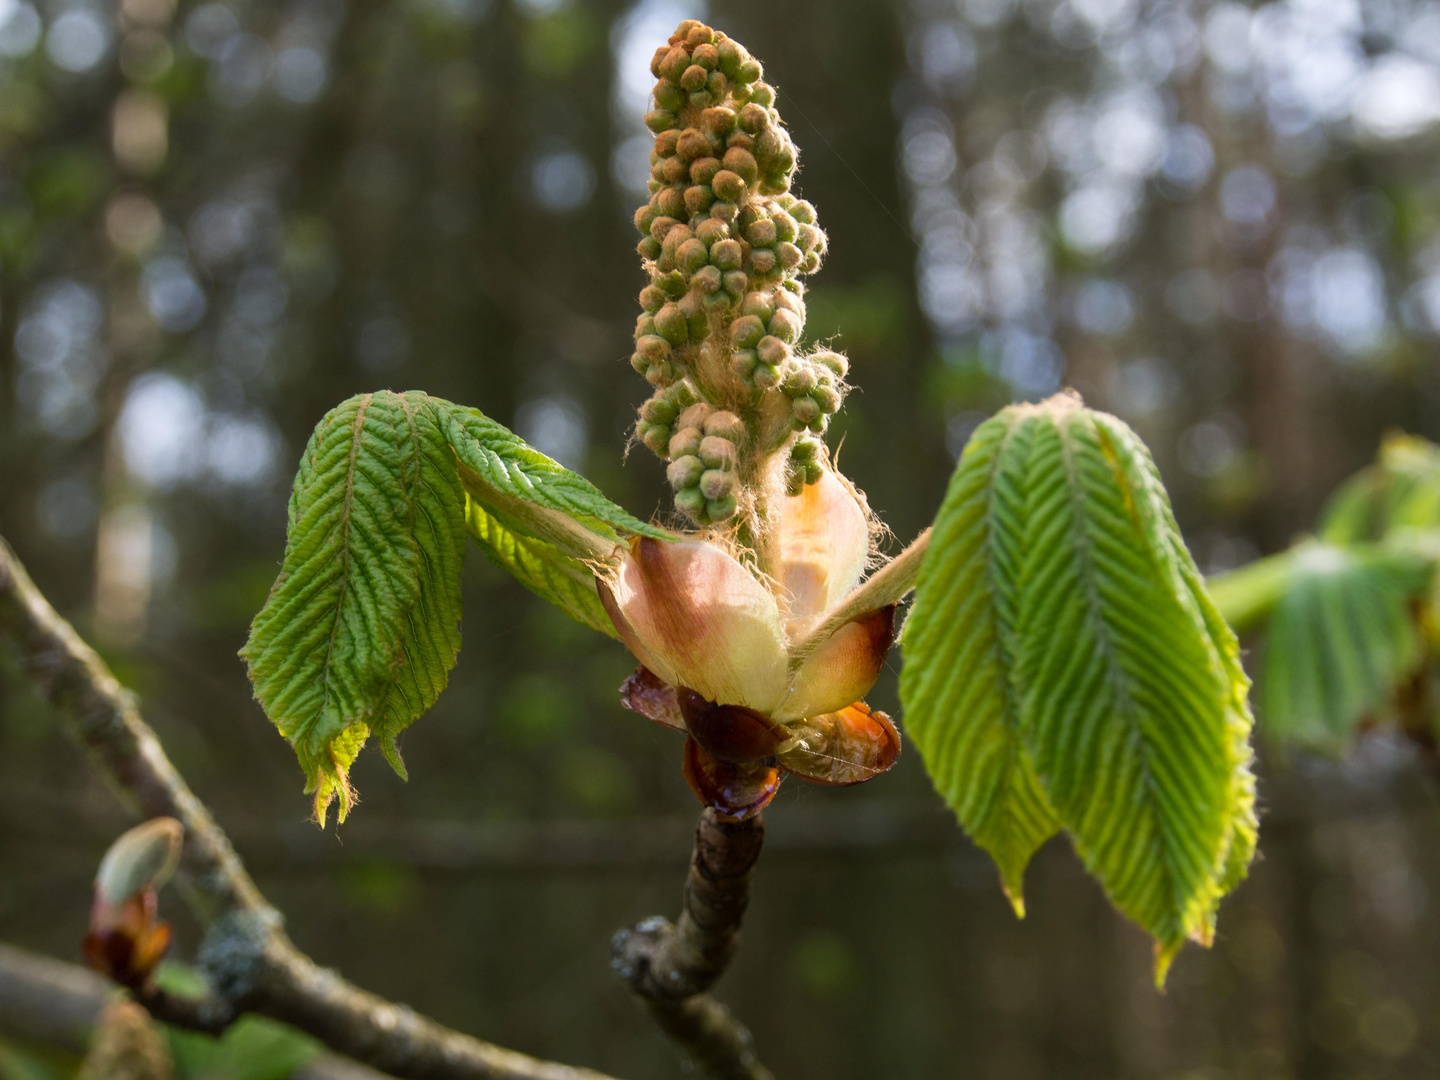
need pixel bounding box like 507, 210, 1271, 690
243, 391, 659, 823
1261, 541, 1431, 749
901, 394, 1256, 980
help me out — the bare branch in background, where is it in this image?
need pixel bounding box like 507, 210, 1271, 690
0, 535, 620, 1080
612, 811, 773, 1080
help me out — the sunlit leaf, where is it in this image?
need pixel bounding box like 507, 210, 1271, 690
902, 394, 1256, 979
1260, 541, 1431, 748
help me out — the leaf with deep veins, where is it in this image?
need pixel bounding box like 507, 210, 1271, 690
243, 391, 663, 824
901, 394, 1257, 980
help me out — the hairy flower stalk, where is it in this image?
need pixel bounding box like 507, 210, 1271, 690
629, 19, 844, 551
611, 19, 906, 818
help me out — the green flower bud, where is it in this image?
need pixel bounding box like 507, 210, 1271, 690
745, 218, 777, 246
754, 362, 782, 389
638, 335, 671, 363
777, 241, 804, 269
760, 171, 792, 196
650, 215, 680, 242
798, 224, 823, 253
676, 237, 708, 274
711, 170, 746, 202
639, 286, 666, 312
723, 270, 748, 296
692, 265, 723, 293
661, 221, 694, 255
710, 201, 739, 223
669, 426, 703, 458
738, 103, 769, 133
803, 251, 821, 273
692, 43, 718, 70
791, 199, 817, 225
702, 290, 732, 312
684, 184, 715, 215
791, 435, 820, 461
641, 422, 672, 456
655, 304, 689, 344
707, 493, 738, 521
685, 22, 714, 47
751, 248, 778, 276
727, 131, 756, 155
704, 410, 746, 442
645, 109, 679, 133
717, 39, 745, 77
651, 44, 669, 78
783, 365, 817, 396
696, 218, 729, 246
768, 307, 801, 343
804, 460, 823, 484
772, 212, 797, 244
657, 269, 687, 296
722, 147, 759, 185
674, 487, 708, 519
731, 315, 765, 348
635, 205, 657, 235
646, 360, 674, 386
630, 352, 649, 375
754, 128, 784, 170
642, 396, 678, 425
731, 349, 759, 378
687, 309, 708, 340
814, 350, 848, 378
681, 64, 708, 92
636, 314, 657, 336
659, 45, 690, 82
757, 335, 790, 365
786, 469, 806, 496
661, 157, 688, 184
741, 291, 776, 320
677, 402, 712, 430
749, 82, 775, 107
690, 157, 722, 184
667, 454, 705, 490
655, 129, 682, 156
815, 384, 842, 413
654, 82, 686, 112
699, 434, 738, 470
688, 89, 714, 109
710, 238, 743, 272
708, 71, 728, 97
638, 237, 662, 259
735, 59, 762, 84
699, 468, 734, 500
701, 106, 736, 137
774, 285, 805, 313
677, 129, 710, 161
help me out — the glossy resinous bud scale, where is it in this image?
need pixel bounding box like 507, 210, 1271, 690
628, 19, 850, 526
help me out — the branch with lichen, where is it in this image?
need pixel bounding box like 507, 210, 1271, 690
0, 534, 619, 1080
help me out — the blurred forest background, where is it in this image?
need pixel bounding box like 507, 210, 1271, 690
4, 0, 1440, 1076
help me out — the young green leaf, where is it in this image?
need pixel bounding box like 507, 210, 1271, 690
902, 394, 1257, 981
1260, 541, 1431, 748
900, 413, 1061, 913
463, 494, 619, 639
1319, 434, 1440, 544
440, 402, 670, 552
242, 392, 466, 824
243, 391, 667, 824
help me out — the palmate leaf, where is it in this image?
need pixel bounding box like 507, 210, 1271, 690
243, 391, 663, 824
1261, 541, 1431, 748
901, 393, 1256, 980
1319, 434, 1440, 544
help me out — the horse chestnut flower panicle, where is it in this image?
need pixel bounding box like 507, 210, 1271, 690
83, 817, 183, 988
598, 466, 900, 819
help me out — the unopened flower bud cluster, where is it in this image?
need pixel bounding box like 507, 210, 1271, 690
629, 19, 850, 526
